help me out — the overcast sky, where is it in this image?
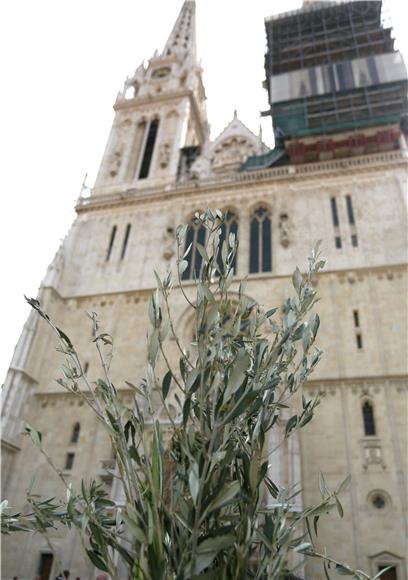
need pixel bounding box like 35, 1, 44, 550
0, 0, 407, 381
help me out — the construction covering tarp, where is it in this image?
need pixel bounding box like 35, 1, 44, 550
270, 52, 407, 104
240, 147, 287, 171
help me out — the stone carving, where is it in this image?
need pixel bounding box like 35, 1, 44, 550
190, 153, 211, 180
109, 148, 123, 177
109, 118, 131, 178
362, 439, 386, 470
159, 142, 171, 169
278, 212, 290, 248
163, 226, 175, 260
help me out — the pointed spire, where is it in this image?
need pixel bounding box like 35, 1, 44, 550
163, 1, 196, 61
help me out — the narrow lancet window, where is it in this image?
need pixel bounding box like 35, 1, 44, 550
106, 225, 117, 261
121, 224, 131, 260
138, 119, 159, 179
71, 422, 80, 443
217, 210, 239, 274
362, 401, 376, 436
182, 218, 206, 280
346, 195, 355, 225
65, 452, 75, 470
330, 197, 339, 226
250, 206, 272, 274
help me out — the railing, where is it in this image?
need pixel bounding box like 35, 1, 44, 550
76, 150, 407, 211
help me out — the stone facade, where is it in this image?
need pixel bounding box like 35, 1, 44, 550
2, 2, 407, 579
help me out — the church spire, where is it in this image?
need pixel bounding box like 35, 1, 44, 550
163, 1, 196, 61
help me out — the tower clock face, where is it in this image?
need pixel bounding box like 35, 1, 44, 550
151, 66, 171, 80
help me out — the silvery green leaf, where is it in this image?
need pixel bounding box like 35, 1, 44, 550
197, 534, 235, 553
335, 496, 344, 518
338, 474, 352, 494
162, 371, 172, 400
294, 542, 312, 552
123, 513, 146, 544
197, 283, 215, 303
335, 564, 354, 575
178, 259, 188, 274
287, 309, 297, 328
25, 425, 42, 449
292, 267, 303, 293
183, 242, 192, 259
319, 472, 328, 497
196, 243, 209, 262
186, 368, 200, 392
223, 349, 251, 401
207, 482, 240, 513
193, 552, 218, 575
188, 463, 199, 505
148, 329, 159, 365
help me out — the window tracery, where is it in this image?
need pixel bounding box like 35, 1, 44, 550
249, 206, 272, 273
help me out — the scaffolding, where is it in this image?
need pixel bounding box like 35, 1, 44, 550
263, 0, 407, 139
265, 1, 392, 77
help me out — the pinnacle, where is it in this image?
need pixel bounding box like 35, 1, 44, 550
162, 0, 197, 61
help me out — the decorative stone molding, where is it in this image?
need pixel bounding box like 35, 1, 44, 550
162, 224, 175, 260
80, 150, 408, 213
361, 437, 386, 470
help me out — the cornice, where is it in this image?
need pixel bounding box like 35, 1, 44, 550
305, 375, 408, 388
7, 367, 38, 385
114, 89, 193, 111
114, 89, 205, 142
48, 262, 406, 302
1, 437, 21, 453
76, 150, 408, 214
33, 376, 408, 401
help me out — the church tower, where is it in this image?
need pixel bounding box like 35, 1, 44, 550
93, 0, 208, 193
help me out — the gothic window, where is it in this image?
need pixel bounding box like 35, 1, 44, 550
182, 217, 206, 280
106, 225, 117, 261
249, 206, 272, 274
71, 422, 81, 444
65, 452, 75, 471
138, 119, 159, 179
346, 195, 355, 225
346, 195, 358, 247
378, 566, 397, 580
362, 401, 376, 436
330, 197, 339, 226
120, 224, 131, 260
330, 197, 342, 249
354, 310, 363, 350
217, 210, 239, 274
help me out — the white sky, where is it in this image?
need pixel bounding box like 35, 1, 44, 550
0, 0, 407, 381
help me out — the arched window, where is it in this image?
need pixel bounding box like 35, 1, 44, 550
106, 225, 117, 261
217, 210, 239, 274
250, 206, 272, 273
362, 401, 376, 436
138, 118, 159, 179
121, 224, 131, 260
71, 422, 81, 444
182, 217, 206, 280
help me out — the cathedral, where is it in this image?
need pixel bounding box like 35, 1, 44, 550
1, 1, 407, 579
